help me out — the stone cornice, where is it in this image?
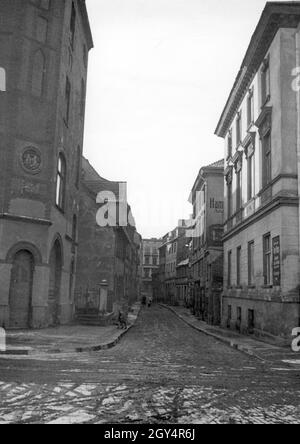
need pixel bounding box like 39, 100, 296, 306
215, 3, 300, 138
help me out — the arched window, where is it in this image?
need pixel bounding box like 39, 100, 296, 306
75, 146, 81, 189
0, 67, 6, 92
80, 79, 86, 117
72, 214, 77, 242
32, 50, 45, 97
56, 154, 66, 210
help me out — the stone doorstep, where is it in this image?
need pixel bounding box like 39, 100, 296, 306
160, 304, 300, 367
0, 304, 141, 357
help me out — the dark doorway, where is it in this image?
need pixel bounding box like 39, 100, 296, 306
9, 250, 34, 329
48, 240, 62, 326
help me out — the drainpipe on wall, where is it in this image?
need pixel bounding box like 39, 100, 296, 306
295, 26, 300, 326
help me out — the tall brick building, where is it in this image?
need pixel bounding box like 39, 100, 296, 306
75, 158, 142, 314
0, 0, 93, 328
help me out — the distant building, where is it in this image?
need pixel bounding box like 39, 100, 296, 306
175, 258, 191, 308
75, 158, 142, 315
160, 220, 191, 306
189, 160, 224, 325
0, 0, 93, 329
215, 2, 300, 338
141, 238, 162, 301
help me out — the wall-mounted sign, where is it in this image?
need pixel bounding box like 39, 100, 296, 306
272, 236, 281, 286
210, 198, 224, 213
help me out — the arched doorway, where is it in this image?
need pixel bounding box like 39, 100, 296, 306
48, 240, 62, 326
9, 251, 34, 329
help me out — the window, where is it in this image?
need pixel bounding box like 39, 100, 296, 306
75, 146, 81, 189
0, 67, 6, 91
36, 16, 48, 43
236, 307, 242, 332
83, 45, 88, 68
248, 241, 255, 286
72, 215, 77, 242
263, 234, 271, 286
247, 88, 254, 128
69, 258, 75, 300
236, 168, 242, 211
227, 181, 232, 219
236, 246, 241, 287
248, 309, 255, 334
65, 77, 71, 124
227, 305, 232, 329
153, 257, 157, 266
80, 79, 86, 117
261, 57, 270, 105
32, 50, 45, 97
236, 111, 242, 147
247, 153, 254, 201
262, 132, 271, 187
56, 154, 66, 210
70, 2, 76, 49
227, 250, 232, 288
227, 130, 232, 159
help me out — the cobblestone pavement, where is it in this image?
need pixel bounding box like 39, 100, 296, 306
0, 306, 300, 424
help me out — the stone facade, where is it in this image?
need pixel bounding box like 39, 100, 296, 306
75, 158, 142, 315
189, 160, 224, 325
0, 0, 93, 328
215, 3, 300, 338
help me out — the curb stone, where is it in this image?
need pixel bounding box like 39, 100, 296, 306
0, 305, 141, 357
160, 304, 269, 363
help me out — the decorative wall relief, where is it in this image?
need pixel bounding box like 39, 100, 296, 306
20, 147, 42, 175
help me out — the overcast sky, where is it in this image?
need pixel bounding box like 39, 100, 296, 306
84, 0, 282, 239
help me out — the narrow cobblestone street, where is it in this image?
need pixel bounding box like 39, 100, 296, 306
0, 306, 300, 424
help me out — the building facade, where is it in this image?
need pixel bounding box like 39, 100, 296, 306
215, 2, 300, 338
160, 220, 191, 306
0, 0, 93, 329
189, 160, 224, 325
175, 258, 191, 308
141, 238, 161, 301
75, 158, 142, 315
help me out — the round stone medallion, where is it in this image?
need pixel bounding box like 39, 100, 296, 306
21, 147, 42, 174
